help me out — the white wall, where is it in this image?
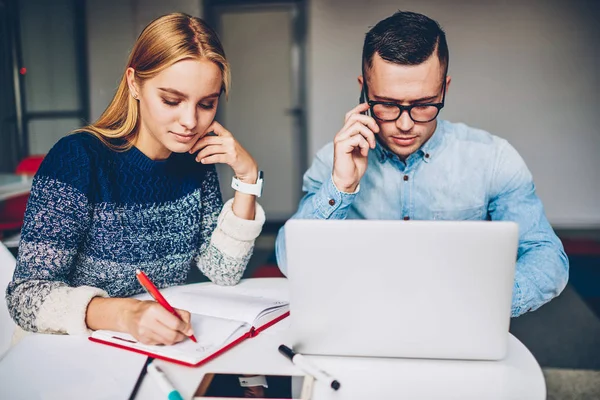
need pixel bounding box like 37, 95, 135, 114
308, 0, 600, 227
218, 9, 301, 220
86, 0, 202, 121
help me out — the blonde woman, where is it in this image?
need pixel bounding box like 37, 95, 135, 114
6, 13, 265, 345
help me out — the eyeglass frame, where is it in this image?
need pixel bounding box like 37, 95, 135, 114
360, 63, 448, 123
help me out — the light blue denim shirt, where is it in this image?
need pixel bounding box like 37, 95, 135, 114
276, 119, 568, 317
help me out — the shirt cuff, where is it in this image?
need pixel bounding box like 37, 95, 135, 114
313, 176, 359, 219
511, 274, 524, 317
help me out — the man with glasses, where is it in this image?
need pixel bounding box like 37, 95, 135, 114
276, 11, 568, 317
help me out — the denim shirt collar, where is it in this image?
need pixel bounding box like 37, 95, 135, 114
374, 119, 446, 164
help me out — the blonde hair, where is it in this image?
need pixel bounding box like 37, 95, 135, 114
76, 13, 230, 150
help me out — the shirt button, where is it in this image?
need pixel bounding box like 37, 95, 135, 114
403, 216, 410, 221
328, 199, 336, 206
425, 153, 430, 159
403, 175, 409, 181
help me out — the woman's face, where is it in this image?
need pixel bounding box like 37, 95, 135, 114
129, 58, 223, 160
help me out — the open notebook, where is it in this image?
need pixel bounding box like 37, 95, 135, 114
89, 290, 289, 367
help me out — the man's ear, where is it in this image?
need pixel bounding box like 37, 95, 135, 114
357, 75, 366, 103
445, 75, 452, 94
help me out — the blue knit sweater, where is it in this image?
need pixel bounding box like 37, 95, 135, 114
6, 133, 264, 335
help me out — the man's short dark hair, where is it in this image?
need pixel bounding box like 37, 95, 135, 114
362, 11, 449, 77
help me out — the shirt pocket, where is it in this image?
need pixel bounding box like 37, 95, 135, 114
431, 205, 487, 221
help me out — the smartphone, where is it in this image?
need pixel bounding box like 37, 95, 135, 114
194, 373, 314, 400
359, 90, 370, 116
360, 88, 383, 149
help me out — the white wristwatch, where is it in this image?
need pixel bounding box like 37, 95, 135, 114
231, 170, 264, 197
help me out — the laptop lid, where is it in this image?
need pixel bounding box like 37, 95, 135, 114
285, 220, 518, 361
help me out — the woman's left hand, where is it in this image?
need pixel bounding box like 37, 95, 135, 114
190, 121, 258, 184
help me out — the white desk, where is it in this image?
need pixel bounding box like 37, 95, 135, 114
0, 334, 148, 400
136, 278, 546, 400
0, 174, 33, 201
0, 278, 546, 400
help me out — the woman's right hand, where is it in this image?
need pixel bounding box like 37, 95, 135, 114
120, 300, 194, 345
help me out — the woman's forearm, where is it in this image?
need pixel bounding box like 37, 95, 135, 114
232, 190, 257, 220
86, 297, 139, 332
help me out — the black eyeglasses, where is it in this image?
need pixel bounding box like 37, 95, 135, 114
361, 68, 447, 123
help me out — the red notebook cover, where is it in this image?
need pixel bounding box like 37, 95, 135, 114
88, 311, 289, 367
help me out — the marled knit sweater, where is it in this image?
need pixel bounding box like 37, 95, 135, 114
6, 132, 265, 335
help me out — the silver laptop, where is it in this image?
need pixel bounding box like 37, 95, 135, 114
285, 220, 518, 361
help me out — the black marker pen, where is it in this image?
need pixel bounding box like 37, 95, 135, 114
278, 344, 341, 391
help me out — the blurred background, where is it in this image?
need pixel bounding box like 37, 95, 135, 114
1, 0, 599, 397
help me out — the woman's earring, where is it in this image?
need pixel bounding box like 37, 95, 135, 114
132, 92, 138, 100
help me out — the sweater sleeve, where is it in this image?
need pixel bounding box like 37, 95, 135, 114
5, 135, 108, 335
195, 166, 265, 285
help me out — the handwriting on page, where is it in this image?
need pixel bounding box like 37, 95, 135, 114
172, 314, 246, 352
105, 314, 248, 362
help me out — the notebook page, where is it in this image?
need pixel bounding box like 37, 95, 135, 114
92, 313, 247, 364
184, 280, 290, 302
164, 291, 287, 325
252, 305, 290, 330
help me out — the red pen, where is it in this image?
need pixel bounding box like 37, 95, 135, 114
135, 269, 197, 343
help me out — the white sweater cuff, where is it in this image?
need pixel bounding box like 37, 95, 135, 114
211, 199, 265, 258
36, 285, 109, 335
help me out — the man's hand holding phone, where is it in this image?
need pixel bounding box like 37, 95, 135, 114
332, 102, 379, 193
